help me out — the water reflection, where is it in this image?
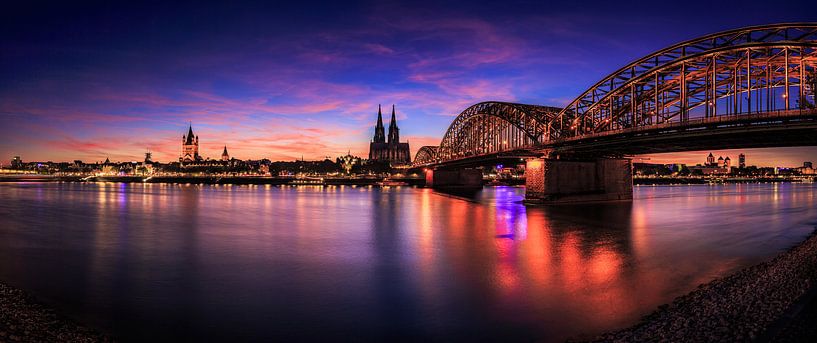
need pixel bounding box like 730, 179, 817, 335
451, 188, 639, 339
0, 183, 815, 342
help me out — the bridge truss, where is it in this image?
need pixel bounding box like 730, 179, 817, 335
432, 102, 561, 163
413, 146, 439, 165
550, 23, 817, 141
414, 23, 817, 167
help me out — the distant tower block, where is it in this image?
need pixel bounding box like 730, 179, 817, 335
724, 156, 731, 169
181, 124, 201, 163
739, 153, 746, 168
222, 146, 230, 161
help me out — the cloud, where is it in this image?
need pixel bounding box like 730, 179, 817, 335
363, 43, 395, 55
4, 3, 814, 166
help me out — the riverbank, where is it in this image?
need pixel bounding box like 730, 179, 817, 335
0, 282, 109, 342
587, 229, 817, 342
633, 177, 815, 185
0, 175, 426, 186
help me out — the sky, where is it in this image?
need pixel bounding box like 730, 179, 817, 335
1, 0, 815, 166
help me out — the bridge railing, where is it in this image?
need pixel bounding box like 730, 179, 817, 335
549, 108, 817, 144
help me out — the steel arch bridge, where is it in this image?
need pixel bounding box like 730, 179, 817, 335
414, 23, 817, 167
413, 146, 439, 165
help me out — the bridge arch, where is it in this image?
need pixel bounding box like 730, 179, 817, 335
413, 146, 439, 166
417, 24, 817, 167
435, 102, 561, 162
551, 23, 817, 141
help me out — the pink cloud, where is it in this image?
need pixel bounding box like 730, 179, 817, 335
363, 43, 395, 55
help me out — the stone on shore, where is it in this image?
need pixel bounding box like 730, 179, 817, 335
582, 230, 817, 342
0, 282, 110, 342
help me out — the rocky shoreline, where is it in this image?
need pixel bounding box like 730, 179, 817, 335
0, 282, 109, 342
587, 229, 817, 342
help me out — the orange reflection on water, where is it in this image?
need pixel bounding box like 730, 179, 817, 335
4, 183, 817, 342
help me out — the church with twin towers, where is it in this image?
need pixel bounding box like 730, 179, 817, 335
368, 105, 411, 165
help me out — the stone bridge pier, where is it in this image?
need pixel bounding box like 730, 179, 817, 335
524, 158, 633, 203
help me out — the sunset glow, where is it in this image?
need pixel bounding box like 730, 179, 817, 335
2, 2, 815, 166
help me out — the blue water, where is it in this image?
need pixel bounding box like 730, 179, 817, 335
0, 182, 815, 341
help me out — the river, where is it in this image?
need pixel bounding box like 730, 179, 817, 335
0, 182, 815, 341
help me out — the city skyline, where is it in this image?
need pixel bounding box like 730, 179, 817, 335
6, 122, 817, 167
2, 1, 816, 166
3, 3, 817, 342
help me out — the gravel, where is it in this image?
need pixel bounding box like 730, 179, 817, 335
0, 282, 110, 342
584, 229, 817, 342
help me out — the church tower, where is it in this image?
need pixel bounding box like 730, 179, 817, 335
181, 124, 200, 163
221, 146, 230, 161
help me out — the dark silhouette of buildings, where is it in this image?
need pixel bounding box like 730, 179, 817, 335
10, 156, 22, 169
368, 105, 410, 165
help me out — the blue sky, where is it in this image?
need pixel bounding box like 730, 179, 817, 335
1, 0, 815, 166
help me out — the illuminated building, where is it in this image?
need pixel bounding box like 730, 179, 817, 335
222, 146, 230, 161
10, 156, 22, 169
368, 105, 411, 165
739, 154, 746, 168
337, 152, 361, 174
691, 152, 729, 175
797, 163, 816, 175
181, 124, 201, 163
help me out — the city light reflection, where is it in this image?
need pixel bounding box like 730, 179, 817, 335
0, 183, 816, 341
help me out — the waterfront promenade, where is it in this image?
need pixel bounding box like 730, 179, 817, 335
0, 175, 425, 186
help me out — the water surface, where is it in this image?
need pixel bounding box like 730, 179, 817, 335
0, 183, 815, 341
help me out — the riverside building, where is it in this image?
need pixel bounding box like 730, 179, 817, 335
368, 105, 411, 166
181, 124, 201, 163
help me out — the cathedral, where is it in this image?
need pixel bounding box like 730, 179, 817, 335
180, 124, 201, 162
368, 105, 411, 165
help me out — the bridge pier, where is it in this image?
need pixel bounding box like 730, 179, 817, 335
525, 158, 632, 203
425, 168, 483, 189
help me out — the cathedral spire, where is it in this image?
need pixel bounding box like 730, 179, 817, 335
388, 104, 399, 144
373, 104, 386, 143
